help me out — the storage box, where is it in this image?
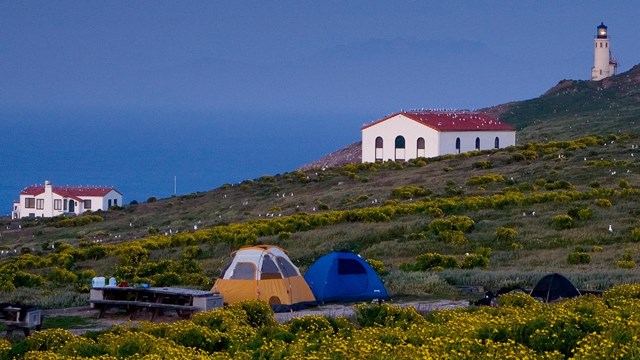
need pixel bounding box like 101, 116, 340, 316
193, 294, 224, 311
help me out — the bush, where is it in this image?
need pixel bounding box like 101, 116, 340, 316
498, 291, 539, 308
472, 160, 492, 169
459, 254, 490, 269
496, 226, 517, 242
619, 179, 631, 189
13, 271, 46, 288
466, 173, 505, 186
354, 303, 426, 329
595, 198, 612, 208
429, 215, 475, 234
411, 253, 458, 271
616, 260, 636, 269
391, 185, 431, 199
568, 207, 593, 220
48, 267, 79, 284
366, 258, 388, 276
235, 300, 276, 328
567, 252, 591, 265
551, 215, 574, 230
629, 227, 640, 242
438, 230, 468, 244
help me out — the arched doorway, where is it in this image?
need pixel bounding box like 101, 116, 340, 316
375, 137, 383, 161
395, 136, 405, 161
417, 137, 425, 157
475, 137, 480, 150
494, 137, 500, 149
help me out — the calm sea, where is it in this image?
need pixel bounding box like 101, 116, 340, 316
0, 108, 362, 216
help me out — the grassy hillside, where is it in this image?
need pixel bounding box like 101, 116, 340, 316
1, 132, 640, 306
2, 66, 640, 307
490, 64, 640, 142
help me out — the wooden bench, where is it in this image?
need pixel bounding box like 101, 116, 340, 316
89, 299, 199, 320
0, 308, 43, 337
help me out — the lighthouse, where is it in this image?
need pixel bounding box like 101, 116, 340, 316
591, 22, 618, 80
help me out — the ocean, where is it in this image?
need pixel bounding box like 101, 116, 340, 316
0, 108, 362, 216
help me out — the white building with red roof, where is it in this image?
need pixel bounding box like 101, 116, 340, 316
361, 110, 516, 163
12, 180, 123, 219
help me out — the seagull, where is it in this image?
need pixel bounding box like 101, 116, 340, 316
608, 225, 613, 232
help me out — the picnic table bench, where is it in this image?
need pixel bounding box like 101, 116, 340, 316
89, 287, 222, 321
0, 306, 43, 336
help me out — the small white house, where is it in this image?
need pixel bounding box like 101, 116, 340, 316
361, 110, 516, 163
12, 180, 123, 219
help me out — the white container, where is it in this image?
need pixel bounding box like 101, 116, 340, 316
92, 277, 105, 288
108, 277, 117, 286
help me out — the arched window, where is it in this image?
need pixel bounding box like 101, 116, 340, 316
417, 137, 425, 157
395, 136, 406, 161
494, 137, 500, 149
475, 137, 480, 150
375, 137, 383, 161
455, 138, 461, 153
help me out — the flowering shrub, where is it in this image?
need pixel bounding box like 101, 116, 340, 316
496, 226, 518, 241
9, 285, 640, 359
567, 251, 591, 265
551, 215, 574, 230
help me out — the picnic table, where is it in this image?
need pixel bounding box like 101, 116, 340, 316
0, 305, 43, 336
89, 286, 223, 320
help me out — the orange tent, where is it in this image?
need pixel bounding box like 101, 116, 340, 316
212, 245, 316, 311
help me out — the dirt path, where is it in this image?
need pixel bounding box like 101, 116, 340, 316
42, 299, 469, 335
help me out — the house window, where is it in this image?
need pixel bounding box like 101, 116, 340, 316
475, 137, 480, 150
54, 199, 62, 210
108, 199, 112, 208
63, 200, 67, 211
114, 199, 118, 206
84, 200, 92, 210
495, 137, 500, 149
25, 198, 35, 209
455, 138, 461, 153
375, 137, 384, 161
417, 138, 425, 150
394, 136, 406, 161
36, 199, 44, 209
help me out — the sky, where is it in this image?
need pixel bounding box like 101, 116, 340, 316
1, 1, 639, 213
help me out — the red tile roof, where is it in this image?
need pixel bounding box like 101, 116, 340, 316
361, 111, 515, 132
20, 184, 120, 200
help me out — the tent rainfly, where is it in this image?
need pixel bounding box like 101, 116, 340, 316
212, 245, 316, 311
304, 251, 389, 303
529, 273, 581, 302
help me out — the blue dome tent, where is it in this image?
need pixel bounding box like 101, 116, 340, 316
304, 251, 389, 303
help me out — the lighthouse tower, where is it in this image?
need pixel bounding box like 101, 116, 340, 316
591, 22, 618, 80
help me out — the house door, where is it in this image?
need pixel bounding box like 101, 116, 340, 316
68, 201, 75, 213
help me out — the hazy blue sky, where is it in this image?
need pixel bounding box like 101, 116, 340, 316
2, 1, 639, 113
1, 1, 639, 212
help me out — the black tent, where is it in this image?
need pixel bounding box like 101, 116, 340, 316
530, 273, 581, 302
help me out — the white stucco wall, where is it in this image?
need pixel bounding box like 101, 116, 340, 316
439, 131, 516, 155
362, 114, 440, 163
100, 190, 123, 209
362, 114, 516, 163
